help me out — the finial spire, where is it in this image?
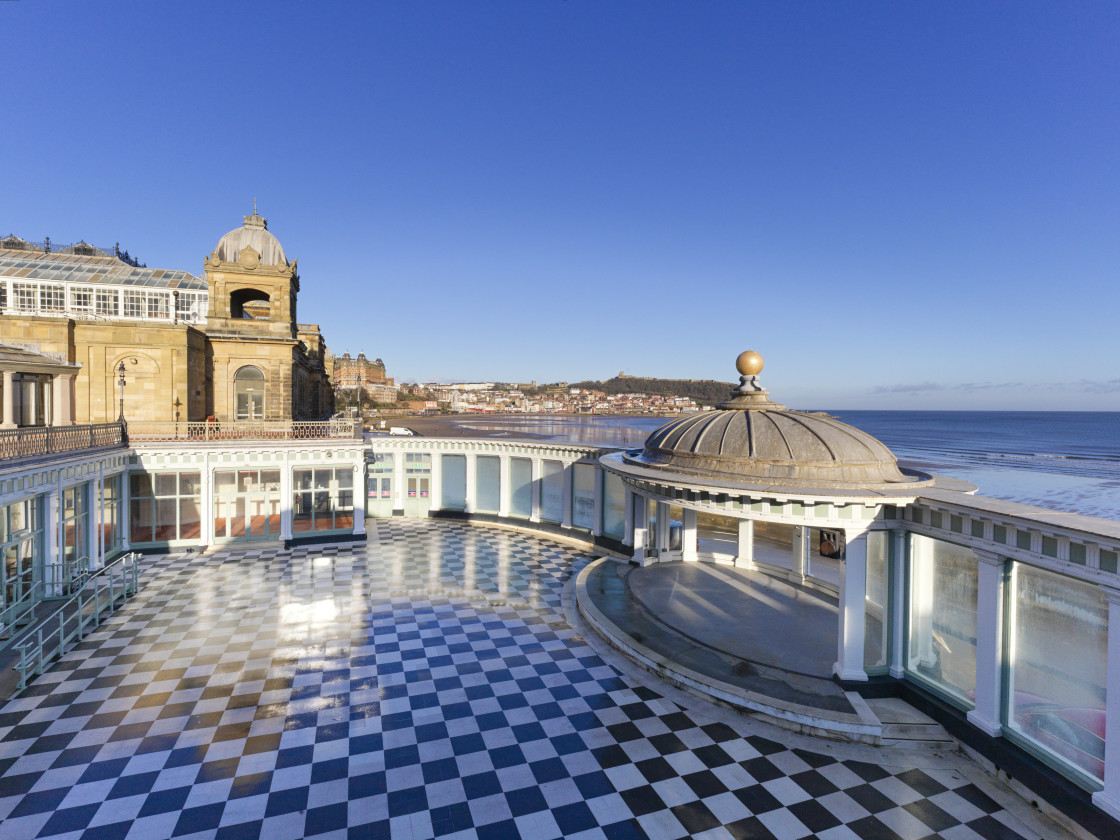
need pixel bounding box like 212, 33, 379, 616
253, 197, 257, 215
717, 350, 785, 411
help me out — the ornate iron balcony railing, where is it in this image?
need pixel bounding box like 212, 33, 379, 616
126, 419, 360, 442
0, 422, 126, 462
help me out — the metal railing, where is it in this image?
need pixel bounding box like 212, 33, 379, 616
0, 421, 126, 461
41, 555, 93, 600
126, 418, 360, 442
0, 581, 42, 645
14, 551, 141, 690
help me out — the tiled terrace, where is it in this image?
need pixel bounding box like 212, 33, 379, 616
0, 521, 1076, 840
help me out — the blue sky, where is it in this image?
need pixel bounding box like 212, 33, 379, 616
3, 2, 1118, 409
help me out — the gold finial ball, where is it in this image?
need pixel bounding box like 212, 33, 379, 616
736, 350, 764, 376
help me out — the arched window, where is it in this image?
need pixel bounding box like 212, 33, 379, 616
234, 366, 265, 420
230, 288, 270, 319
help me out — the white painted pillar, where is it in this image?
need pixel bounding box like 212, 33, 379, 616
46, 487, 61, 596
1093, 587, 1120, 820
561, 462, 572, 528
279, 456, 293, 541
353, 462, 366, 536
591, 466, 602, 536
682, 507, 698, 562
91, 473, 103, 569
429, 449, 442, 513
912, 535, 936, 669
120, 471, 131, 551
623, 490, 634, 547
967, 551, 1006, 736
498, 454, 510, 517
792, 525, 809, 579
736, 519, 754, 569
66, 374, 76, 424
199, 454, 213, 546
1, 370, 14, 428
834, 529, 869, 681
393, 450, 406, 514
889, 529, 908, 678
657, 501, 670, 558
631, 495, 648, 564
464, 453, 477, 514
530, 458, 541, 523
51, 375, 65, 426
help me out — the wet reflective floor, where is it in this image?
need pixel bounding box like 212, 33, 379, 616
0, 521, 1074, 839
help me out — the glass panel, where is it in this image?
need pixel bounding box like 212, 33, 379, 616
337, 469, 353, 490
647, 498, 658, 549
1008, 565, 1107, 781
154, 499, 178, 541
179, 472, 201, 496
314, 469, 332, 490
668, 504, 683, 550
476, 456, 500, 513
215, 471, 236, 492
510, 458, 533, 518
864, 531, 889, 670
540, 460, 564, 523
260, 471, 280, 491
295, 470, 313, 491
248, 495, 267, 536
572, 464, 596, 530
601, 471, 626, 539
130, 473, 152, 498
754, 521, 794, 570
907, 535, 977, 704
130, 498, 152, 543
696, 511, 737, 556
441, 455, 466, 510
293, 492, 314, 531
155, 474, 177, 496
313, 491, 334, 530
179, 499, 201, 540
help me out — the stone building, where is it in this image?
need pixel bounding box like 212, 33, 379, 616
0, 212, 332, 424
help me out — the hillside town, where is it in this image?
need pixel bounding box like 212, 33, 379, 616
330, 353, 707, 415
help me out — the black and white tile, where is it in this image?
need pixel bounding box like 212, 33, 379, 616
0, 521, 1066, 839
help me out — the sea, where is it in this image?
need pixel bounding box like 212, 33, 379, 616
446, 411, 1120, 521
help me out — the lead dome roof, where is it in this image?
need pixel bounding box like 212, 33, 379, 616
624, 353, 931, 492
212, 210, 288, 266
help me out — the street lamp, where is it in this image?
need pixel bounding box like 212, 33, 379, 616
116, 360, 126, 421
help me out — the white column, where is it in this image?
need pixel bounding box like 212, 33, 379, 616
530, 458, 541, 523
120, 471, 131, 551
623, 490, 634, 547
631, 495, 648, 564
792, 525, 809, 579
1092, 587, 1120, 821
498, 455, 510, 517
66, 374, 76, 424
429, 451, 442, 513
591, 466, 602, 537
1, 370, 14, 428
199, 456, 213, 546
46, 487, 60, 596
736, 518, 754, 569
51, 375, 65, 426
464, 453, 477, 514
353, 462, 366, 536
279, 456, 293, 541
393, 450, 405, 514
91, 473, 103, 569
657, 501, 670, 558
682, 507, 698, 562
561, 462, 572, 528
967, 551, 1006, 736
834, 529, 869, 681
889, 529, 908, 678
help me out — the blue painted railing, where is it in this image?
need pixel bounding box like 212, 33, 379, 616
14, 552, 141, 690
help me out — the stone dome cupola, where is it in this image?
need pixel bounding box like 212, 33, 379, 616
625, 351, 930, 491
210, 202, 289, 267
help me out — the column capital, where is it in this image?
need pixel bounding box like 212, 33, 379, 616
975, 550, 1004, 567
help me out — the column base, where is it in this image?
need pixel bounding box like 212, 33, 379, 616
966, 710, 1003, 737
1092, 791, 1120, 822
832, 663, 868, 682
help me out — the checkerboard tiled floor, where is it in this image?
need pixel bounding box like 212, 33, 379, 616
0, 520, 1070, 839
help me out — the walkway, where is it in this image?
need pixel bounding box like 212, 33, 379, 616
0, 521, 1074, 839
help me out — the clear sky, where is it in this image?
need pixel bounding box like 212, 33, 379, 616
3, 2, 1118, 409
